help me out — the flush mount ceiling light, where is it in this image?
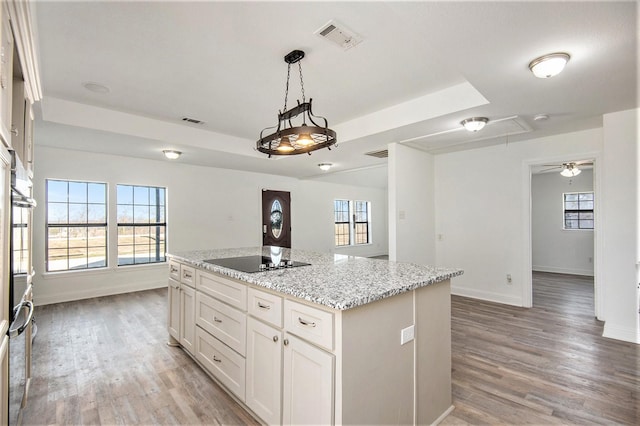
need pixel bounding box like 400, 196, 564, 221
560, 163, 581, 177
461, 117, 489, 132
528, 52, 570, 78
163, 150, 182, 160
318, 163, 333, 171
257, 50, 337, 157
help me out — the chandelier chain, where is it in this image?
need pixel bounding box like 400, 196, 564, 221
282, 63, 291, 113
298, 62, 306, 104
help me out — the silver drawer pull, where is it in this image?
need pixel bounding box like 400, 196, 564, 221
298, 317, 316, 327
170, 266, 178, 273
257, 302, 271, 310
183, 272, 192, 278
213, 355, 222, 363
273, 335, 279, 343
283, 338, 289, 346
214, 317, 222, 323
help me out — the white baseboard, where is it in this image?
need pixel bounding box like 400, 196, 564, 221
532, 265, 594, 277
603, 322, 640, 344
432, 405, 455, 425
451, 285, 523, 307
35, 279, 167, 305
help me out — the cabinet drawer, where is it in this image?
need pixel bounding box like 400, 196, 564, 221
196, 270, 246, 310
181, 265, 196, 288
168, 260, 181, 281
196, 327, 245, 401
196, 291, 246, 356
284, 300, 334, 351
248, 287, 283, 328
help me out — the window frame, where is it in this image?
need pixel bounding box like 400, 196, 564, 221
116, 184, 167, 267
563, 191, 594, 230
334, 199, 351, 247
45, 179, 108, 272
334, 199, 372, 247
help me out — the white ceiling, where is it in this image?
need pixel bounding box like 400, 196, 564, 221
32, 1, 638, 188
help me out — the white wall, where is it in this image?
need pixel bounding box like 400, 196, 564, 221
601, 108, 639, 343
388, 143, 436, 265
434, 128, 603, 306
532, 169, 594, 276
32, 146, 388, 305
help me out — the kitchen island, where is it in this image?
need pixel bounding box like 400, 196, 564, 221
167, 246, 463, 425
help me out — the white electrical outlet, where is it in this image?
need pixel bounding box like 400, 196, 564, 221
401, 325, 414, 345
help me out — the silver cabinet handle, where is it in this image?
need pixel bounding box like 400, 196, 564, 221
183, 272, 192, 278
298, 317, 316, 327
213, 317, 222, 323
283, 338, 289, 346
273, 335, 279, 343
213, 355, 222, 363
170, 266, 178, 273
257, 302, 271, 310
10, 126, 18, 136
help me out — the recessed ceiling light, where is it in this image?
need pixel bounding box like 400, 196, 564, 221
163, 150, 182, 160
82, 81, 110, 94
318, 163, 333, 171
461, 117, 489, 132
528, 53, 570, 78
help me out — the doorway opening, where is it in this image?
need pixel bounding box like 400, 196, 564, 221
525, 155, 602, 319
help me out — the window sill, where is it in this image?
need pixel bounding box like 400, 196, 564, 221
40, 262, 167, 280
335, 243, 373, 248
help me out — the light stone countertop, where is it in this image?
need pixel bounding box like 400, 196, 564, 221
167, 246, 463, 311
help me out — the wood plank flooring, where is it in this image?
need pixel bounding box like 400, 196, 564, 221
22, 289, 258, 425
21, 272, 639, 425
443, 272, 639, 425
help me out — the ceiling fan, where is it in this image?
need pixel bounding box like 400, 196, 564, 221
540, 160, 593, 177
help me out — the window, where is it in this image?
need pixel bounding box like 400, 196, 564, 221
354, 201, 370, 244
117, 184, 166, 265
563, 192, 594, 230
46, 180, 107, 271
334, 200, 351, 246
334, 199, 371, 246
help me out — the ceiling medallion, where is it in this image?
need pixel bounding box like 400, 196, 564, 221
257, 50, 337, 157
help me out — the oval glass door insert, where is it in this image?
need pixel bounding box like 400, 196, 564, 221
270, 199, 283, 239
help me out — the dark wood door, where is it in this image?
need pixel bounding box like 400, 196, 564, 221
262, 190, 291, 248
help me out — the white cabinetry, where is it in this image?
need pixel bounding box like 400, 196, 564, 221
282, 334, 334, 426
246, 316, 282, 425
167, 277, 180, 342
167, 260, 452, 425
179, 284, 195, 354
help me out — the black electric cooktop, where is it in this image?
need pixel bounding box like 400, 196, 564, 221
203, 255, 311, 273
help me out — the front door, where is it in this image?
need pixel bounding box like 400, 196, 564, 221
262, 190, 291, 248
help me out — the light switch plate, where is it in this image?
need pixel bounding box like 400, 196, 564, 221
401, 325, 414, 345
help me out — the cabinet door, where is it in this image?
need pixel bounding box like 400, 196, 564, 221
168, 278, 180, 341
282, 334, 334, 425
180, 285, 195, 354
0, 5, 13, 147
246, 317, 282, 425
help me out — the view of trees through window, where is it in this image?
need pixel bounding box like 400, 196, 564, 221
334, 200, 351, 246
46, 180, 107, 271
45, 180, 167, 271
563, 192, 594, 230
117, 185, 166, 265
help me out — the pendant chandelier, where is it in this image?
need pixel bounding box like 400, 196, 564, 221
257, 50, 337, 157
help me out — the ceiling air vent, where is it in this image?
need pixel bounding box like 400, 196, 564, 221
365, 149, 388, 159
182, 117, 204, 125
315, 20, 363, 50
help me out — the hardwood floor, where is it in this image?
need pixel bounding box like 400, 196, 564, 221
443, 272, 639, 425
21, 272, 638, 425
22, 289, 258, 425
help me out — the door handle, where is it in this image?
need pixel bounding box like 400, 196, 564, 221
263, 224, 267, 234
